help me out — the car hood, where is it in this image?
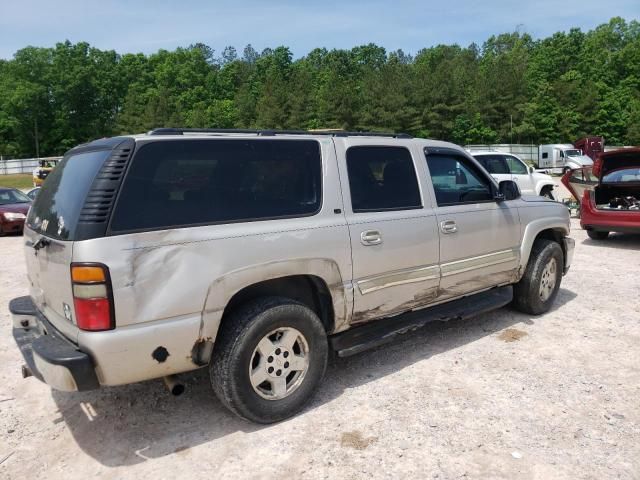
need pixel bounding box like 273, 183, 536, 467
592, 148, 640, 179
520, 194, 556, 203
566, 154, 594, 167
0, 202, 30, 214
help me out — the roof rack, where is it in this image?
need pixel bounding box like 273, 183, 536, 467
148, 128, 412, 139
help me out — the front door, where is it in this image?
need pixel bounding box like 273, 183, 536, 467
505, 155, 535, 194
335, 139, 441, 324
423, 148, 521, 300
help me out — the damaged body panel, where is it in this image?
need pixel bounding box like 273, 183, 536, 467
11, 130, 574, 404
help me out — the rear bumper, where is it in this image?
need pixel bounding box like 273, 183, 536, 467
10, 296, 99, 392
563, 236, 575, 274
580, 199, 640, 233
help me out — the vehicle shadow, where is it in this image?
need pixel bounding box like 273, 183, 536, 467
582, 233, 640, 251
51, 287, 577, 467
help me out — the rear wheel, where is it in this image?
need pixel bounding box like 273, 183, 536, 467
512, 239, 564, 315
587, 230, 609, 240
210, 296, 328, 423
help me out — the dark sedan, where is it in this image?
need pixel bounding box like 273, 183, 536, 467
0, 188, 31, 235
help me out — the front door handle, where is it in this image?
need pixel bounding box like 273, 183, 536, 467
440, 220, 458, 234
360, 230, 382, 246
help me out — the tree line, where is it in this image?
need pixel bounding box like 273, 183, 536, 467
0, 17, 638, 158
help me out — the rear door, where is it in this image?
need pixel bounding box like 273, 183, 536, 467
24, 148, 114, 342
334, 138, 440, 324
424, 147, 520, 300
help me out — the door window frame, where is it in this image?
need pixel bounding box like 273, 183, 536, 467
345, 145, 424, 213
423, 147, 498, 208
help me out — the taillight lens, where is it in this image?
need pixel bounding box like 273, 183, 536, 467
71, 263, 114, 331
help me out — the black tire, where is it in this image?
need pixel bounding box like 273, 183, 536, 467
512, 239, 564, 315
587, 230, 609, 240
540, 186, 554, 200
210, 296, 328, 423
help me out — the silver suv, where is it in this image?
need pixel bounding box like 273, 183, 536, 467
11, 129, 574, 423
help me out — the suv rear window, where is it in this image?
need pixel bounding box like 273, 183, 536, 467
109, 139, 322, 232
27, 150, 110, 240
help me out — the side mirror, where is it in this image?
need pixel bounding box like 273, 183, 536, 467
496, 180, 521, 201
529, 165, 535, 174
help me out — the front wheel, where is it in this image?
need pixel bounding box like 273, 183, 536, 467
512, 239, 564, 315
210, 297, 328, 423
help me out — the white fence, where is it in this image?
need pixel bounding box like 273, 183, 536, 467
465, 144, 629, 163
0, 157, 62, 175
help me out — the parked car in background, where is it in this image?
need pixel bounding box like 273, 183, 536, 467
0, 188, 31, 235
26, 187, 40, 201
562, 148, 640, 240
10, 129, 573, 424
471, 151, 556, 199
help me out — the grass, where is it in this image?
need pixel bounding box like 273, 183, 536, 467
0, 174, 33, 190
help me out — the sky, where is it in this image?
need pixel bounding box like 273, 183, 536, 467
0, 0, 638, 59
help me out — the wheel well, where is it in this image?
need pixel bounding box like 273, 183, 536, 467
223, 275, 335, 333
534, 228, 565, 260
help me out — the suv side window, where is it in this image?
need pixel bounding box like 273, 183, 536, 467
110, 139, 322, 232
506, 156, 528, 175
425, 153, 494, 206
474, 155, 509, 174
346, 146, 422, 212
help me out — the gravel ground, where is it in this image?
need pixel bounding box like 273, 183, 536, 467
1, 204, 639, 479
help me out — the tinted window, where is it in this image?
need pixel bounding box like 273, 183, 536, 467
425, 153, 493, 206
346, 146, 421, 212
474, 155, 509, 174
27, 150, 109, 240
110, 139, 322, 232
506, 156, 528, 175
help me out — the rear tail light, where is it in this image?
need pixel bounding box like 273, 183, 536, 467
71, 263, 114, 331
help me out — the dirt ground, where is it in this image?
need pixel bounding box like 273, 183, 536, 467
1, 196, 639, 479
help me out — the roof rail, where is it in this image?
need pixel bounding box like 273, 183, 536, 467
147, 128, 412, 139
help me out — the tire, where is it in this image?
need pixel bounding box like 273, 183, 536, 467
512, 239, 564, 315
540, 186, 554, 200
210, 296, 328, 423
587, 230, 609, 240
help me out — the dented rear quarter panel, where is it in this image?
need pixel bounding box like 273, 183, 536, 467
71, 137, 353, 385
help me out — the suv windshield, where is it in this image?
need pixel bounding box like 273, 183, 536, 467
0, 189, 30, 205
27, 149, 110, 240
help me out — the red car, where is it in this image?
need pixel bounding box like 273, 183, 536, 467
0, 188, 31, 235
562, 148, 640, 240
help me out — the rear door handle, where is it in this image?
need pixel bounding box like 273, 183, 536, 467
440, 220, 457, 234
360, 230, 382, 246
